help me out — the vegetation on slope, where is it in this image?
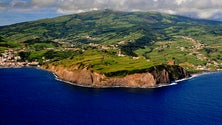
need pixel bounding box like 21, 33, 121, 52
1, 10, 222, 75
49, 49, 154, 77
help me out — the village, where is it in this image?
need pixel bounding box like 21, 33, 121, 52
1, 38, 222, 71
0, 49, 39, 68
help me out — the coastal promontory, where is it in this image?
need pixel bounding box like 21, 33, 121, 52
43, 64, 191, 88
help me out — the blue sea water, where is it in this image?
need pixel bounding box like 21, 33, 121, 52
0, 68, 222, 125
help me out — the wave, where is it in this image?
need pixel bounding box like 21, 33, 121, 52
150, 82, 178, 88
154, 74, 201, 88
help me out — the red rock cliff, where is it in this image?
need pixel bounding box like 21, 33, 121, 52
42, 64, 190, 88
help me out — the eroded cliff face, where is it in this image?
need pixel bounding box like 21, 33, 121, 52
148, 65, 191, 84
42, 64, 190, 88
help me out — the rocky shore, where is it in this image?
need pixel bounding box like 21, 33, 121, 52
42, 64, 191, 88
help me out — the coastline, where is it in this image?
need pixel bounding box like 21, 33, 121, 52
51, 69, 193, 89
53, 72, 202, 89
191, 69, 222, 78
35, 67, 222, 89
1, 66, 221, 89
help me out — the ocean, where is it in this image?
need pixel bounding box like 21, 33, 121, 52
0, 68, 222, 125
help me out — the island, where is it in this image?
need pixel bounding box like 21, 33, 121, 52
1, 10, 222, 88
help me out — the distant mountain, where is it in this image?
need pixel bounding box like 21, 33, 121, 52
1, 9, 222, 43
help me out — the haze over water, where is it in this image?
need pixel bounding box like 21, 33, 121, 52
0, 68, 222, 125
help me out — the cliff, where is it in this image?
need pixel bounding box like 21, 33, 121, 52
148, 65, 191, 85
42, 64, 191, 88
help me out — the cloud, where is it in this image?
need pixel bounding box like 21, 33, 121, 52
1, 0, 222, 21
30, 0, 57, 7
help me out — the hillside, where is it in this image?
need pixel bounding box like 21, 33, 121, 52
1, 10, 222, 73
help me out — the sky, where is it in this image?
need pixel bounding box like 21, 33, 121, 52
1, 0, 222, 26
